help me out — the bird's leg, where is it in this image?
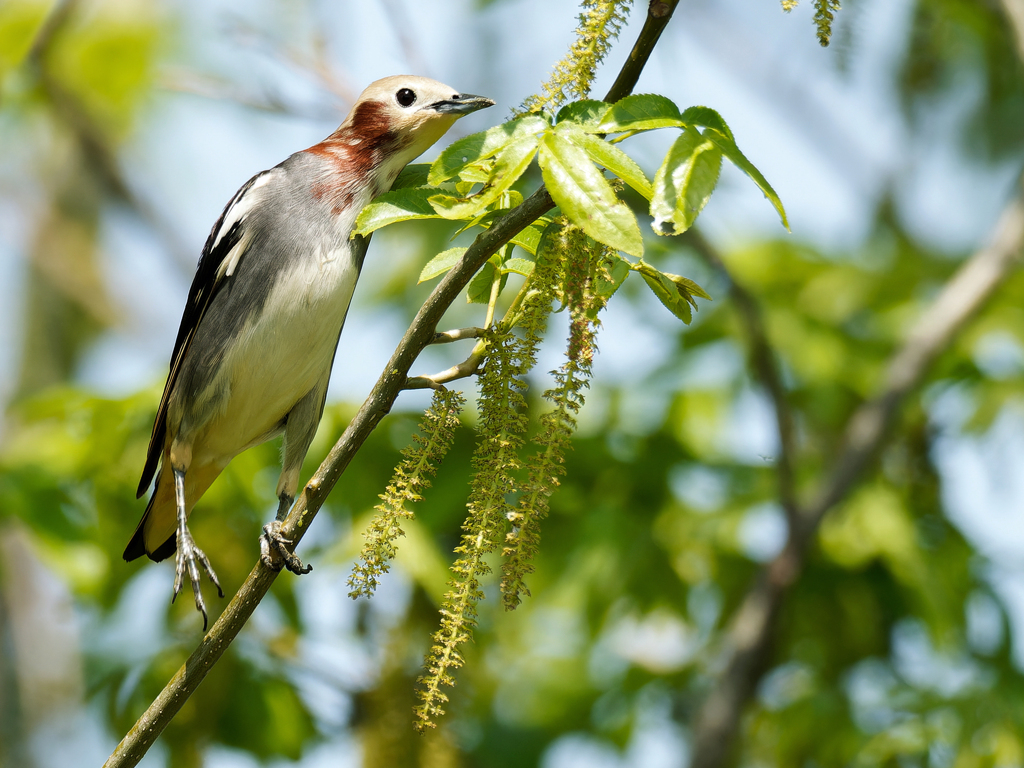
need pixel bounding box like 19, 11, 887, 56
262, 395, 319, 576
260, 493, 312, 575
171, 467, 223, 631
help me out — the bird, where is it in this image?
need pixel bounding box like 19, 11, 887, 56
125, 75, 494, 629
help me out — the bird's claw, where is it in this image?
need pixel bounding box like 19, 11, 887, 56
260, 521, 312, 575
172, 526, 223, 632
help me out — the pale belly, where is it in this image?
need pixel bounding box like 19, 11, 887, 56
191, 250, 359, 466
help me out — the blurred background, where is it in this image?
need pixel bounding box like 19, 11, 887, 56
3, 0, 1024, 765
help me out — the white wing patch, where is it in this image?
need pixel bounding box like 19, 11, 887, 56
217, 228, 255, 281
211, 170, 276, 252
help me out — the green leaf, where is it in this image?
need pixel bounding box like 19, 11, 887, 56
467, 261, 507, 304
448, 205, 548, 255
509, 217, 554, 255
704, 128, 790, 231
537, 130, 644, 257
593, 252, 632, 305
680, 106, 735, 142
448, 188, 525, 240
452, 208, 506, 239
651, 127, 723, 235
429, 115, 549, 185
496, 188, 525, 209
598, 93, 683, 133
392, 163, 431, 190
634, 262, 694, 324
354, 187, 441, 236
558, 124, 653, 200
501, 257, 535, 277
419, 248, 468, 283
664, 272, 712, 304
429, 134, 539, 220
458, 162, 492, 184
555, 99, 610, 130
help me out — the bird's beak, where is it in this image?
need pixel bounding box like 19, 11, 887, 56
427, 93, 496, 116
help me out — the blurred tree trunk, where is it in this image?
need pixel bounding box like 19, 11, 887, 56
0, 523, 86, 768
15, 163, 115, 398
0, 573, 30, 768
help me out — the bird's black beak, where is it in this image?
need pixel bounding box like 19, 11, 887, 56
428, 93, 495, 115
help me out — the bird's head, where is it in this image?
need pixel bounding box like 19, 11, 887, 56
333, 75, 495, 183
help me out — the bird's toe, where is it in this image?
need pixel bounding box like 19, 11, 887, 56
174, 527, 221, 630
261, 521, 312, 576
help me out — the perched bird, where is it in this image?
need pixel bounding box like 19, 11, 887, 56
125, 75, 494, 628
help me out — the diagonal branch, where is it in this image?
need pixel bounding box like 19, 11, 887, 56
103, 3, 683, 766
691, 12, 1024, 765
688, 175, 1024, 768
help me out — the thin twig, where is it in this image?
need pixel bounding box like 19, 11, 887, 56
431, 327, 485, 344
157, 70, 342, 121
604, 0, 680, 104
405, 343, 487, 390
104, 4, 684, 761
688, 176, 1024, 768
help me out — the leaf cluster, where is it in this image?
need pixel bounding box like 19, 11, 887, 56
356, 93, 787, 325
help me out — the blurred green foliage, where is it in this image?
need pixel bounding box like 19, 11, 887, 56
4, 215, 1024, 764
900, 0, 1024, 160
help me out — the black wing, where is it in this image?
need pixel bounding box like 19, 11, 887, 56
136, 171, 270, 498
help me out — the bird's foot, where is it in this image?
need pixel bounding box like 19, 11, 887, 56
260, 521, 312, 575
172, 526, 224, 632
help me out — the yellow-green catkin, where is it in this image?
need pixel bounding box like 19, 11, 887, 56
520, 0, 632, 115
502, 224, 609, 609
414, 330, 531, 730
813, 0, 841, 46
780, 0, 841, 46
348, 389, 464, 599
414, 236, 565, 728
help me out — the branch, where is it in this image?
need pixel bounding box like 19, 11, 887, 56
431, 327, 486, 344
404, 347, 486, 390
684, 229, 799, 520
604, 0, 680, 103
405, 329, 487, 389
105, 3, 684, 761
688, 176, 1024, 768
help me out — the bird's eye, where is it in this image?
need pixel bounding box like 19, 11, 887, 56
396, 88, 416, 107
